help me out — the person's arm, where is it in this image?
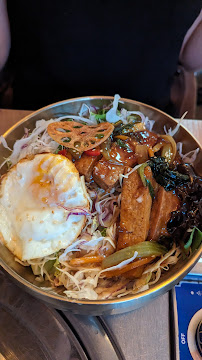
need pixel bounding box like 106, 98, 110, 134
179, 9, 202, 72
0, 0, 10, 71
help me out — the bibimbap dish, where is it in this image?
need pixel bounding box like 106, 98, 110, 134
0, 95, 201, 300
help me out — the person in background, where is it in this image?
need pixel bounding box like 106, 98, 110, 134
0, 1, 201, 117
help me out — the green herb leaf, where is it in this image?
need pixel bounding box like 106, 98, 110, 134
113, 118, 141, 136
95, 113, 107, 121
192, 227, 202, 252
101, 228, 107, 237
55, 145, 63, 154
44, 253, 60, 274
184, 227, 202, 252
137, 163, 154, 198
117, 138, 127, 149
116, 138, 131, 151
138, 163, 148, 186
184, 228, 195, 250
146, 179, 154, 199
53, 257, 60, 269
44, 259, 55, 273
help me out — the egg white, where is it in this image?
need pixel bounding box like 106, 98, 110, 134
0, 153, 89, 260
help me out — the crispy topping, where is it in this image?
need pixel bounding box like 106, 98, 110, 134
47, 121, 114, 152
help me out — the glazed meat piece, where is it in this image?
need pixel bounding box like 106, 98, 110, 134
109, 142, 138, 167
148, 186, 180, 241
130, 130, 159, 147
117, 169, 152, 249
75, 154, 101, 182
93, 158, 124, 189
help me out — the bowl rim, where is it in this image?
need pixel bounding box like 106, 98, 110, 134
0, 95, 202, 306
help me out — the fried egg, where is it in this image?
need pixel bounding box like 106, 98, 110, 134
0, 153, 89, 260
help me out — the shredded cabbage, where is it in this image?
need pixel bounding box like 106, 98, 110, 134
177, 142, 199, 164
0, 135, 12, 151
164, 112, 187, 137
142, 243, 181, 286
9, 119, 60, 165
143, 116, 155, 131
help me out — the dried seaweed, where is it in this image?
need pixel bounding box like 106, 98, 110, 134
149, 157, 190, 191
167, 177, 202, 248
